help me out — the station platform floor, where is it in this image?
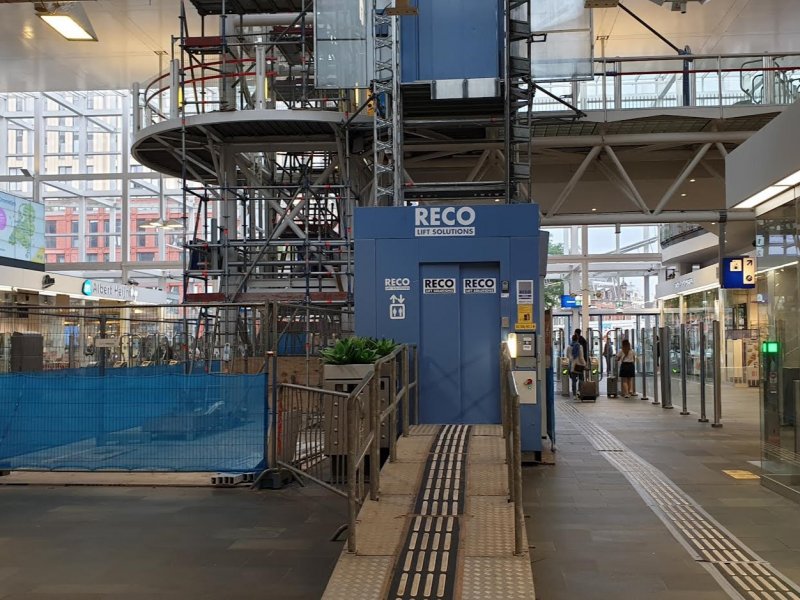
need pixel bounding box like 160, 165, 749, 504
0, 380, 798, 599
528, 379, 800, 600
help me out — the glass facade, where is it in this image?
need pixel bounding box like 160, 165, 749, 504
755, 198, 800, 501
0, 91, 198, 296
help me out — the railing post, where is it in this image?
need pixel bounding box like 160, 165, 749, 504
511, 381, 524, 556
402, 345, 410, 436
763, 54, 776, 105
388, 355, 398, 462
640, 327, 648, 401
347, 391, 358, 553
717, 55, 724, 119
370, 373, 380, 501
680, 324, 690, 415
414, 346, 419, 424
169, 58, 180, 118
661, 326, 673, 409
501, 350, 513, 502
255, 44, 266, 110
131, 82, 141, 132
712, 320, 723, 428
699, 322, 709, 423
652, 325, 660, 406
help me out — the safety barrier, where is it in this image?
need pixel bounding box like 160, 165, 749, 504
272, 344, 418, 553
0, 369, 267, 472
0, 300, 356, 473
500, 342, 526, 555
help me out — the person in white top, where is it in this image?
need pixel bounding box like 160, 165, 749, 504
568, 334, 586, 398
616, 339, 636, 398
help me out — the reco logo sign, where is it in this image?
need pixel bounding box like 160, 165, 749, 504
414, 207, 476, 237
423, 278, 456, 294
414, 207, 475, 227
463, 278, 497, 294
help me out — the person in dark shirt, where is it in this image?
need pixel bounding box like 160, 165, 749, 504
574, 328, 588, 363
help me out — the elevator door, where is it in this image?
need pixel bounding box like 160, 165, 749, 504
419, 263, 501, 424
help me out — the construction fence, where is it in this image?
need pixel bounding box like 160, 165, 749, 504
0, 302, 352, 473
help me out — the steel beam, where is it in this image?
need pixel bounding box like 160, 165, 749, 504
541, 210, 754, 225
604, 145, 651, 214
653, 143, 711, 214
547, 146, 602, 217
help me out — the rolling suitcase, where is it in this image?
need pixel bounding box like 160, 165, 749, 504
606, 376, 619, 398
579, 380, 598, 402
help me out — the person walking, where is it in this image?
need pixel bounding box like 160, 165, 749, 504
574, 328, 588, 366
568, 334, 586, 398
616, 339, 636, 398
602, 335, 613, 374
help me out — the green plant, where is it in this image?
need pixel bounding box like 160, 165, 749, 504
320, 337, 398, 364
367, 337, 398, 358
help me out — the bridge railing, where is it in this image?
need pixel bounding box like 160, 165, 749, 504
532, 52, 800, 114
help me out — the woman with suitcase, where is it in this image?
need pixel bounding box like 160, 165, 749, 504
568, 334, 586, 398
616, 339, 636, 398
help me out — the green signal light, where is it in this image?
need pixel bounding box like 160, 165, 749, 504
762, 341, 780, 354
561, 368, 569, 375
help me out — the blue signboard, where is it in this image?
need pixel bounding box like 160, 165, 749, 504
560, 295, 578, 309
721, 257, 756, 289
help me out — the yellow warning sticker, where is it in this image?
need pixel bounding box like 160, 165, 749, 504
722, 470, 760, 480
516, 304, 535, 331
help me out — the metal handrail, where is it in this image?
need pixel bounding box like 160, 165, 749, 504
342, 343, 416, 553
500, 342, 526, 556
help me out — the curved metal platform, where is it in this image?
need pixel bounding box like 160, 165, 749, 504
132, 109, 371, 181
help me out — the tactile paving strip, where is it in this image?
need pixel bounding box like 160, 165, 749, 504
388, 425, 470, 600
559, 401, 800, 600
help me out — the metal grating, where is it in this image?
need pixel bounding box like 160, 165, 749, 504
322, 555, 394, 600
388, 425, 470, 600
559, 401, 800, 600
461, 556, 536, 600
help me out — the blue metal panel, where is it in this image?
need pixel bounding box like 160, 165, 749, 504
354, 239, 378, 338
419, 263, 462, 423
400, 0, 502, 83
354, 205, 542, 434
460, 263, 501, 423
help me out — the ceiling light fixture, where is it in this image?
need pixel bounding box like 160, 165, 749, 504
36, 2, 98, 42
689, 178, 696, 183
733, 185, 789, 209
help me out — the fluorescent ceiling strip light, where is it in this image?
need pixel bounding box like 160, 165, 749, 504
733, 186, 788, 209
776, 170, 800, 187
37, 3, 98, 42
756, 260, 799, 275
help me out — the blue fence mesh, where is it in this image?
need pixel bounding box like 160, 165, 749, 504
0, 366, 267, 472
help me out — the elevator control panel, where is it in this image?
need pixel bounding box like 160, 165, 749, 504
513, 371, 537, 404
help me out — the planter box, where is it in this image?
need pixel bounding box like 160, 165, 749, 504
322, 363, 374, 382
322, 363, 391, 455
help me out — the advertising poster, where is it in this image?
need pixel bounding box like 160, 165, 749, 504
0, 191, 46, 265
